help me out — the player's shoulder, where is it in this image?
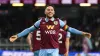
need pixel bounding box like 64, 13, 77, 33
55, 17, 60, 20
56, 18, 63, 22
38, 17, 46, 22
54, 18, 61, 22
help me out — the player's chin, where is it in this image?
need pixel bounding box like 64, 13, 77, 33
48, 15, 53, 18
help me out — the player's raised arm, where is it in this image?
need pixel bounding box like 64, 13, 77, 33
9, 19, 41, 42
59, 19, 91, 38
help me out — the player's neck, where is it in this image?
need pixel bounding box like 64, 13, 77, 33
46, 17, 53, 19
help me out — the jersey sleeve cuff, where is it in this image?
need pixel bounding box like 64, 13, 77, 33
34, 25, 38, 29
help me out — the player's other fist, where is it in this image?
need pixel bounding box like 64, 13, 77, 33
83, 32, 91, 38
9, 35, 18, 42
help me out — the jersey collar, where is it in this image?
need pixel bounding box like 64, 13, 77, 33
45, 17, 55, 22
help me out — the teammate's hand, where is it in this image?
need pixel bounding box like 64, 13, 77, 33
82, 32, 91, 38
9, 35, 18, 42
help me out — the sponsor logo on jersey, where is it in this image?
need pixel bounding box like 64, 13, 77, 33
46, 25, 54, 29
45, 30, 56, 34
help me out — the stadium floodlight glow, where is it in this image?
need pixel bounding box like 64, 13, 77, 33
35, 3, 46, 7
80, 3, 91, 7
12, 3, 24, 7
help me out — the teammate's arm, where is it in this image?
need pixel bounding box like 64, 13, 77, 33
85, 37, 93, 50
9, 19, 41, 42
27, 32, 33, 51
64, 32, 70, 56
59, 19, 91, 38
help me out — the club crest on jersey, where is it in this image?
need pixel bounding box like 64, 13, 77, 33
46, 25, 54, 29
54, 21, 58, 25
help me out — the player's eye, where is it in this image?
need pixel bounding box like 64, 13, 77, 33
47, 9, 50, 11
51, 9, 54, 11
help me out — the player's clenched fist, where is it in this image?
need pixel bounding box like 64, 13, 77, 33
9, 35, 18, 42
82, 32, 91, 38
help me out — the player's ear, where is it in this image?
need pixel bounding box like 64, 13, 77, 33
54, 11, 55, 15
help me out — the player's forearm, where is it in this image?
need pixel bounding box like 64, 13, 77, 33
65, 38, 70, 55
65, 46, 69, 55
27, 33, 32, 47
65, 44, 69, 56
68, 27, 83, 35
27, 39, 32, 47
17, 26, 37, 38
64, 26, 91, 38
66, 43, 69, 52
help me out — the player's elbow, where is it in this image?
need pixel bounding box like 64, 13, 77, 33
66, 38, 70, 42
65, 39, 69, 46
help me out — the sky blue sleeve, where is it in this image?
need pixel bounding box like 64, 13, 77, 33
66, 32, 71, 38
59, 19, 65, 28
34, 19, 41, 28
68, 27, 83, 35
59, 19, 83, 35
17, 19, 41, 38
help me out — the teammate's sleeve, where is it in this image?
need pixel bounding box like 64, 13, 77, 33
17, 19, 41, 38
59, 19, 83, 35
66, 32, 71, 38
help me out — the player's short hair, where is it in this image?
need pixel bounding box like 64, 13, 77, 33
45, 5, 55, 10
